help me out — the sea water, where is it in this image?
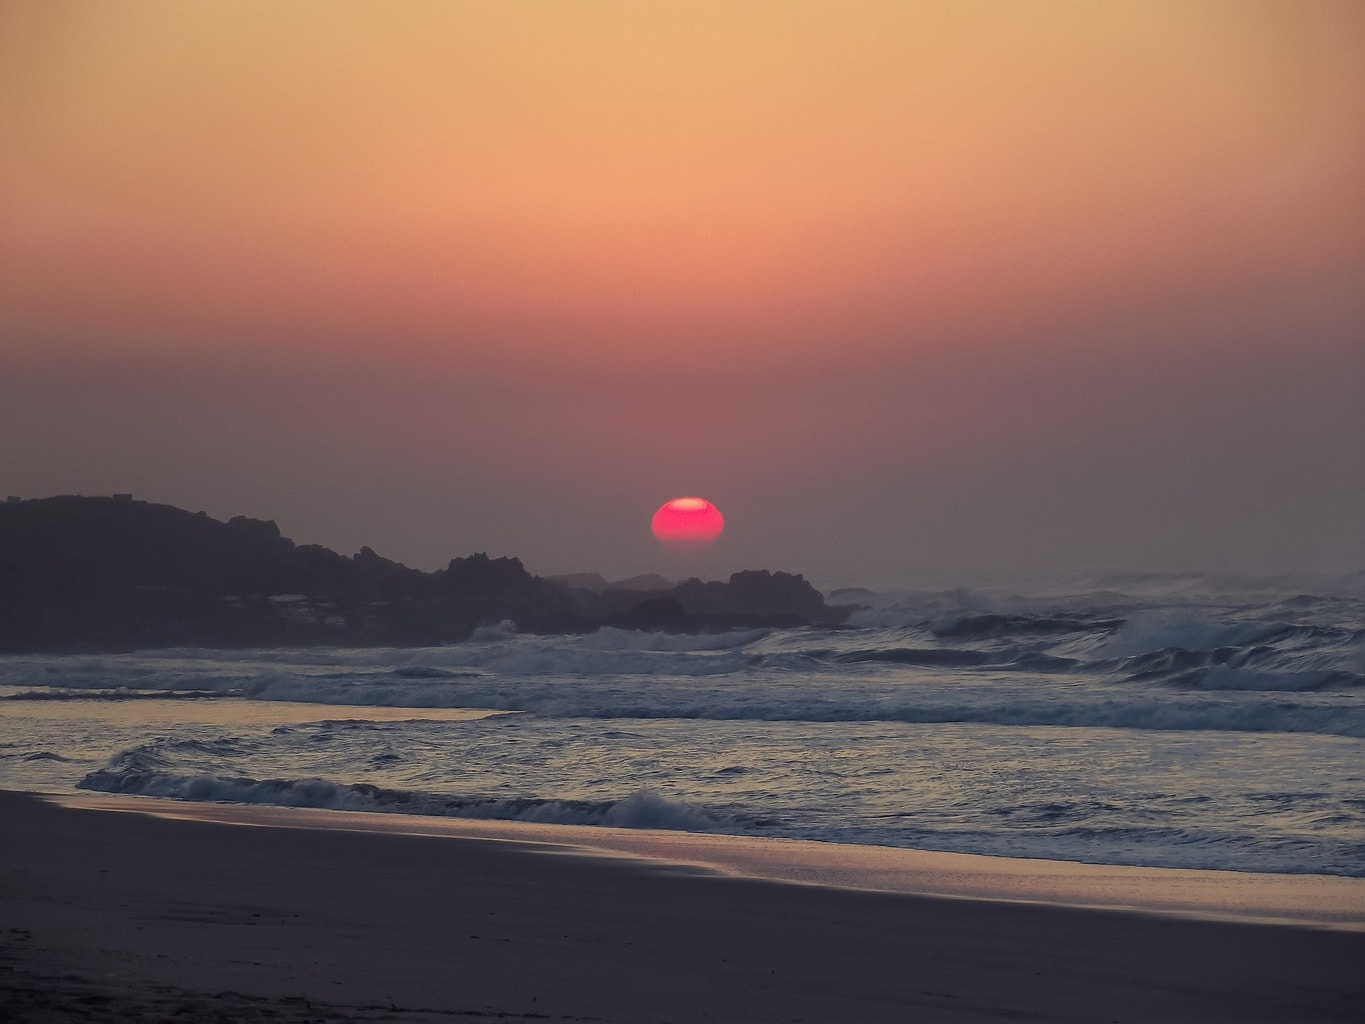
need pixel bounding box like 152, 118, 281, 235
2, 574, 1361, 877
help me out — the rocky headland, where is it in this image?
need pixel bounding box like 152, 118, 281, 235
0, 496, 852, 652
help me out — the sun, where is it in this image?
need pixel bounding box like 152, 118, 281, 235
651, 497, 725, 548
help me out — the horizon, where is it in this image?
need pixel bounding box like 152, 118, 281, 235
7, 491, 1363, 599
3, 2, 1362, 587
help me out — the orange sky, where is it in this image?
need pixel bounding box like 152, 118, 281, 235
2, 1, 1362, 583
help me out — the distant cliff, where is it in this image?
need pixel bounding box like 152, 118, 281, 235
0, 496, 852, 652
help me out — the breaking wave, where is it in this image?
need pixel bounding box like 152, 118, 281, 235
77, 763, 737, 833
74, 746, 1365, 877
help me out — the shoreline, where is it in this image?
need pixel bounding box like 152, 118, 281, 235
4, 789, 1363, 1023
50, 789, 1365, 932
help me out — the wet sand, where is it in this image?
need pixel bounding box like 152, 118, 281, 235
2, 790, 1362, 1022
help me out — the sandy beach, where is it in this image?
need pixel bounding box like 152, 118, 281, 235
2, 790, 1362, 1023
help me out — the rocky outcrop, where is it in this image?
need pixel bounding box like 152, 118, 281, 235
563, 569, 852, 633
0, 496, 849, 652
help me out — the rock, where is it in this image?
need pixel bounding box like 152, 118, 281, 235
0, 497, 848, 651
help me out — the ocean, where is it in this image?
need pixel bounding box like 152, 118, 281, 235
2, 573, 1362, 878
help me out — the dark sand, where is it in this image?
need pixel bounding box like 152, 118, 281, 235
2, 791, 1362, 1023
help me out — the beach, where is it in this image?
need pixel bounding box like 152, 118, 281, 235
3, 791, 1362, 1023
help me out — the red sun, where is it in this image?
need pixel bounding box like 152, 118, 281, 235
651, 497, 725, 548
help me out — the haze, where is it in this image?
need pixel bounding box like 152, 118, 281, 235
2, 1, 1362, 587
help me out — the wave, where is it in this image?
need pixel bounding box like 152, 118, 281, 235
93, 736, 257, 776
929, 613, 1125, 640
13, 659, 1354, 737
3, 589, 1360, 741
1165, 666, 1364, 692
848, 584, 1361, 635
76, 766, 740, 832
1096, 615, 1325, 661
835, 647, 997, 668
1, 688, 235, 702
73, 764, 1364, 878
192, 683, 1365, 736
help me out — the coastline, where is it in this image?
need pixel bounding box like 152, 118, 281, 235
51, 789, 1365, 932
4, 789, 1362, 1023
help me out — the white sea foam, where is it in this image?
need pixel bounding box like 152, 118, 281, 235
1097, 614, 1285, 660
76, 765, 728, 832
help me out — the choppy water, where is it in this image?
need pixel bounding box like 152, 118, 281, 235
2, 575, 1362, 876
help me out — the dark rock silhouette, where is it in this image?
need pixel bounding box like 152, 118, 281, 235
615, 595, 692, 632
547, 571, 674, 594
0, 496, 850, 652
675, 570, 829, 621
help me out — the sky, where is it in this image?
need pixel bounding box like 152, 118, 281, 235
2, 1, 1362, 589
